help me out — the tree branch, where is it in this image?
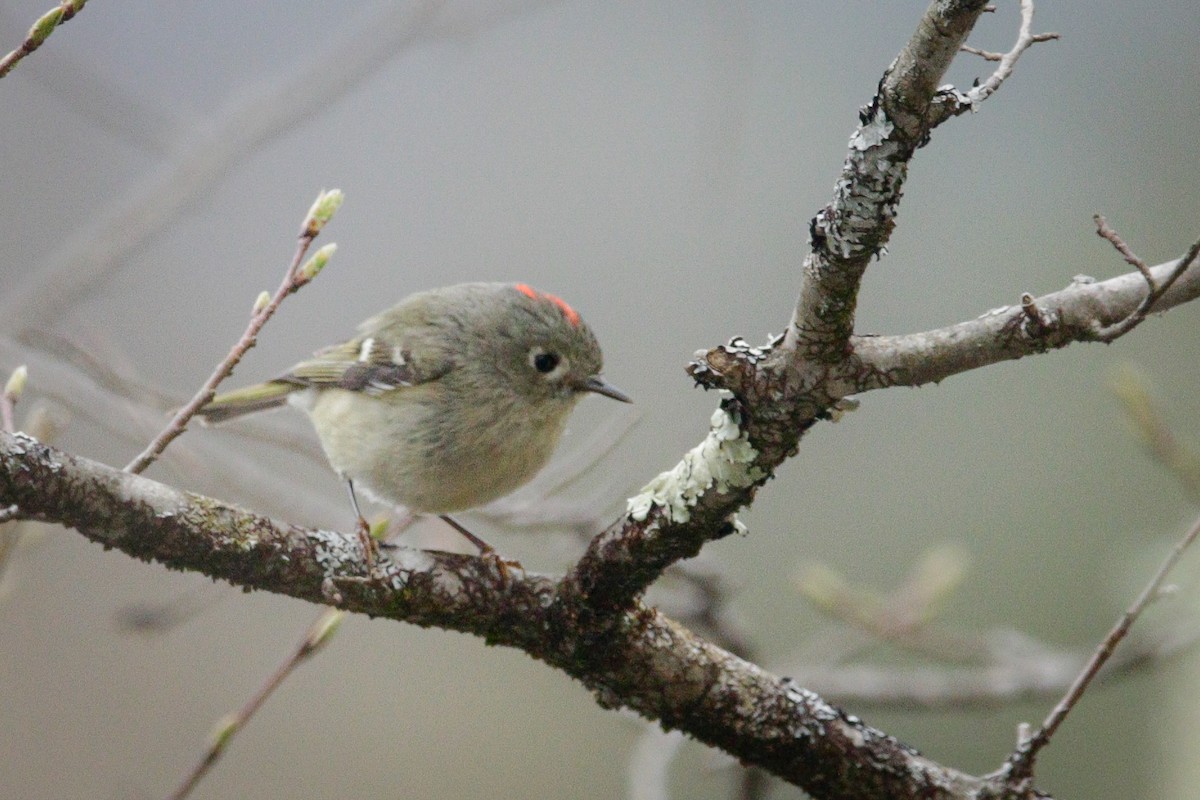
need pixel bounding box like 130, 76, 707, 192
0, 430, 1023, 799
788, 0, 991, 358
560, 0, 1061, 620
849, 253, 1200, 390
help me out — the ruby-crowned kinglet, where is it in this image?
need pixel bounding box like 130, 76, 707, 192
199, 282, 630, 521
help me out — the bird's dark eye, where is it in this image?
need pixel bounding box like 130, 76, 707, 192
532, 350, 560, 374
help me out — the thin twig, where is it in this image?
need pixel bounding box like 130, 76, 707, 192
964, 0, 1059, 105
0, 0, 87, 79
784, 622, 1200, 710
156, 195, 343, 800
795, 550, 991, 666
0, 1, 569, 337
959, 44, 1004, 61
122, 190, 341, 475
1094, 214, 1154, 282
167, 608, 345, 800
1005, 510, 1200, 779
1090, 219, 1200, 342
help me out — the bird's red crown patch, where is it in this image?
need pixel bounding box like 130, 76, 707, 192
515, 283, 581, 327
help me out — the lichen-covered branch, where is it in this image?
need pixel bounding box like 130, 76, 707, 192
0, 430, 1031, 799
787, 0, 990, 358
562, 0, 1036, 617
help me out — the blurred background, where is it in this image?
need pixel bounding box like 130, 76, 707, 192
1, 1, 1198, 798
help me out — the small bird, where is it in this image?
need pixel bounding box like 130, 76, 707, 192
198, 282, 630, 555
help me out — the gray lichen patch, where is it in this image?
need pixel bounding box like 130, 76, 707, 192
626, 407, 765, 523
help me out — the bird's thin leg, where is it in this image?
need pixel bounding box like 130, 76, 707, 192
438, 515, 522, 579
344, 478, 377, 570
438, 514, 495, 554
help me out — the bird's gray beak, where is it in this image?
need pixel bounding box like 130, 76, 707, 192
582, 376, 632, 403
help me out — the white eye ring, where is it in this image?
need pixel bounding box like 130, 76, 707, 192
528, 347, 568, 380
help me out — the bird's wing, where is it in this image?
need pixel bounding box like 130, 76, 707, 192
284, 333, 448, 396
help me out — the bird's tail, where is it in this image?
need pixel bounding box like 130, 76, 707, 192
197, 380, 297, 424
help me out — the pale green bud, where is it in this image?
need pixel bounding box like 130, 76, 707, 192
906, 544, 968, 622
4, 365, 28, 401
304, 609, 345, 652
367, 515, 391, 540
793, 562, 851, 612
251, 291, 271, 315
29, 8, 64, 44
297, 243, 337, 283
206, 712, 239, 751
303, 189, 344, 237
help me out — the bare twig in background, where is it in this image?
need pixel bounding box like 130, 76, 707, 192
0, 0, 88, 80
783, 623, 1200, 711
0, 4, 173, 153
167, 608, 345, 800
123, 190, 341, 475
0, 0, 563, 336
1002, 510, 1200, 785
794, 546, 991, 665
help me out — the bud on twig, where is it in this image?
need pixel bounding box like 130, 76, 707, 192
4, 365, 28, 402
251, 291, 271, 315
302, 189, 344, 238
25, 0, 85, 45
206, 712, 239, 752
303, 609, 345, 653
794, 562, 853, 612
29, 7, 64, 44
297, 243, 337, 283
